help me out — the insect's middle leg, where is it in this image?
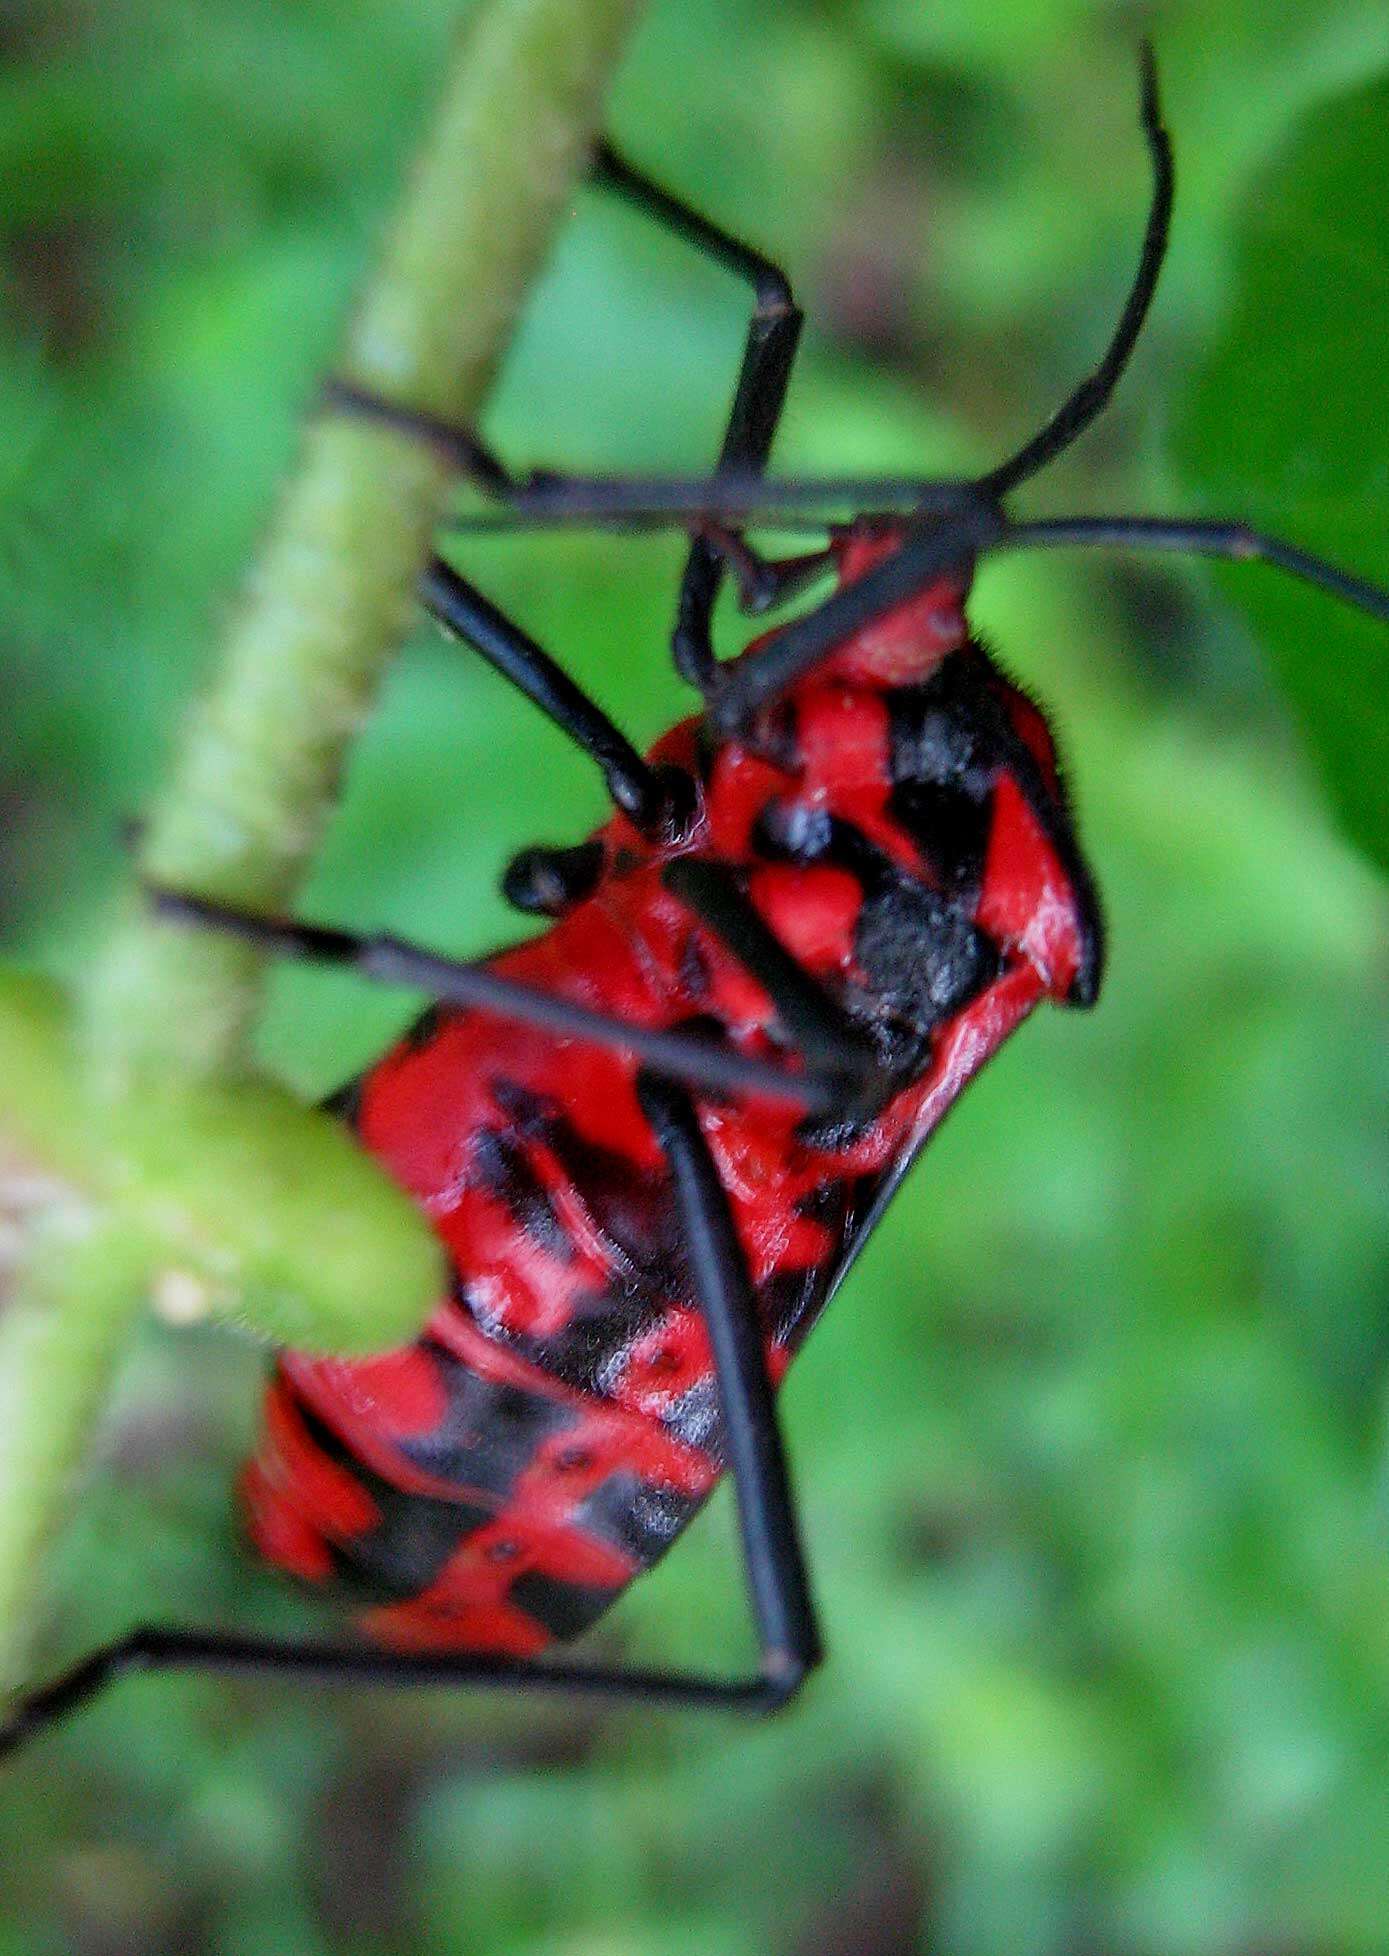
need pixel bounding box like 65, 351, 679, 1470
145, 888, 846, 1116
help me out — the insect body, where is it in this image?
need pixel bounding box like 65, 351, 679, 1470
245, 529, 1100, 1657
6, 52, 1389, 1752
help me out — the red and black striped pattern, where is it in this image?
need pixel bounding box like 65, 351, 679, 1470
243, 524, 1102, 1656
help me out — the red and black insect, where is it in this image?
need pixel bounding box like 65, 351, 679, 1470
5, 53, 1389, 1752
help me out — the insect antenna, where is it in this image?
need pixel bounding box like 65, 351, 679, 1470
440, 471, 977, 532
977, 41, 1173, 498
331, 41, 1389, 694
433, 39, 1172, 536
1001, 517, 1389, 625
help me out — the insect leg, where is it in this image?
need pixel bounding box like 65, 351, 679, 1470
419, 559, 679, 832
687, 522, 831, 618
322, 382, 676, 835
633, 1071, 822, 1698
661, 858, 885, 1108
319, 376, 518, 491
146, 889, 839, 1116
0, 1089, 821, 1756
592, 144, 805, 691
708, 495, 1004, 729
326, 138, 803, 619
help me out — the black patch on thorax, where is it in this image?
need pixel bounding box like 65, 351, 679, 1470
885, 661, 1002, 899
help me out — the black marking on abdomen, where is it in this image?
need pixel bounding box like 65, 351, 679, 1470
887, 778, 993, 899
280, 1374, 493, 1605
518, 1286, 657, 1397
885, 666, 1000, 898
539, 1119, 690, 1294
854, 877, 1000, 1033
757, 1259, 835, 1355
658, 1374, 722, 1455
398, 1334, 579, 1499
574, 1471, 703, 1565
471, 1125, 574, 1264
488, 1076, 565, 1134
509, 1569, 627, 1641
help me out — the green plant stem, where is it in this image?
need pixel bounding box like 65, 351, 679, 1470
0, 1217, 149, 1694
0, 0, 644, 1701
92, 0, 645, 1084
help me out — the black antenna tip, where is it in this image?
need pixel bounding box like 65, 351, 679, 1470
1138, 40, 1166, 143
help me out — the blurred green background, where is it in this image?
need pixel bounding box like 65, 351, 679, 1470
4, 1, 1389, 1951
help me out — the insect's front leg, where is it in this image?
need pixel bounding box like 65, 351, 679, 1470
687, 521, 833, 618
417, 558, 687, 838
588, 144, 804, 690
324, 136, 806, 695
661, 857, 890, 1120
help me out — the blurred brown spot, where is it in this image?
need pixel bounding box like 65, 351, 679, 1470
788, 1779, 930, 1956
815, 152, 934, 368
4, 219, 108, 359
313, 1758, 417, 1944
0, 0, 88, 64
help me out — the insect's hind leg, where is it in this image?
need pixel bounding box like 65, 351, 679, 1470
0, 1082, 821, 1757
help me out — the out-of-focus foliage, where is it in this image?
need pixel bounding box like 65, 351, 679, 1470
1176, 74, 1389, 878
2, 2, 1389, 1954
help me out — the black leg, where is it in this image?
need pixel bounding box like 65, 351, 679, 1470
326, 147, 809, 816
432, 483, 1389, 652
147, 888, 842, 1115
634, 1073, 821, 1690
1002, 515, 1389, 626
419, 559, 682, 833
0, 1088, 821, 1758
324, 50, 1171, 553
320, 391, 676, 833
445, 470, 981, 530
325, 142, 802, 671
979, 44, 1173, 498
691, 523, 833, 617
661, 858, 884, 1109
592, 142, 805, 692
319, 376, 519, 493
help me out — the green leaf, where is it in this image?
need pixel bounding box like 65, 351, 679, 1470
1173, 73, 1389, 876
